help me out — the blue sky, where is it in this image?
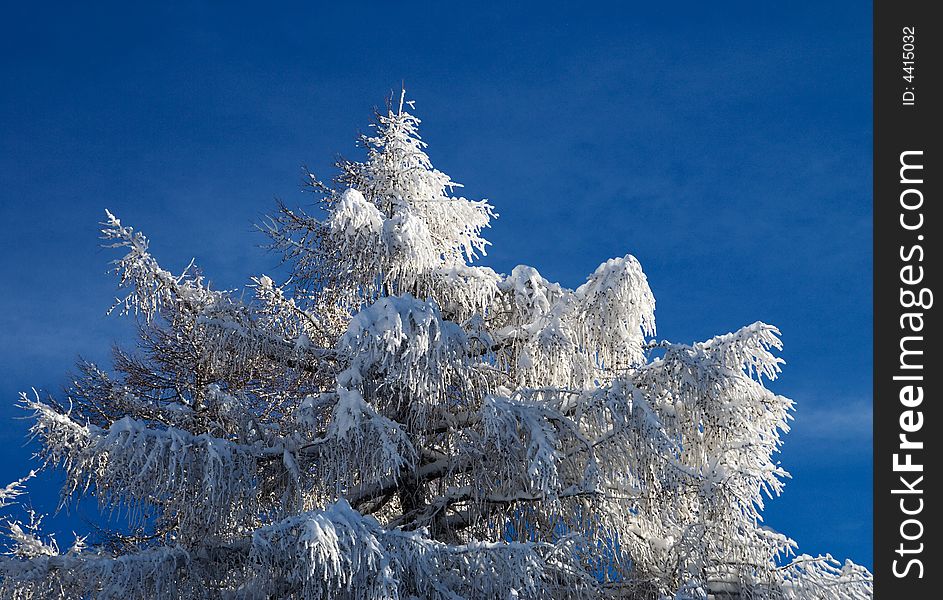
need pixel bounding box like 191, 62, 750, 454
0, 2, 872, 567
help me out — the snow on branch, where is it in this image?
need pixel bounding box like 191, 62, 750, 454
573, 255, 655, 370
0, 545, 194, 600
24, 397, 260, 537
495, 265, 586, 387
245, 499, 395, 599
491, 257, 656, 387
0, 472, 35, 510
698, 321, 785, 383
267, 103, 495, 314
246, 499, 595, 600
428, 263, 502, 323
774, 554, 874, 600
339, 103, 496, 266
319, 387, 417, 498
104, 211, 332, 382
478, 396, 565, 498
338, 295, 475, 422
101, 210, 219, 322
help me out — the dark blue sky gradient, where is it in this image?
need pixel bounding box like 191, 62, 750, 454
0, 2, 872, 567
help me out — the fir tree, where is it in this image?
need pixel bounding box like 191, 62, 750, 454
0, 93, 872, 599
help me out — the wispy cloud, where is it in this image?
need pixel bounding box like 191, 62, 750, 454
788, 398, 872, 442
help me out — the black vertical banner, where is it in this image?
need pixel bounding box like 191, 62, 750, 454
874, 1, 939, 596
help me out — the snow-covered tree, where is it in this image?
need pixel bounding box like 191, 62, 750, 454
1, 93, 872, 599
